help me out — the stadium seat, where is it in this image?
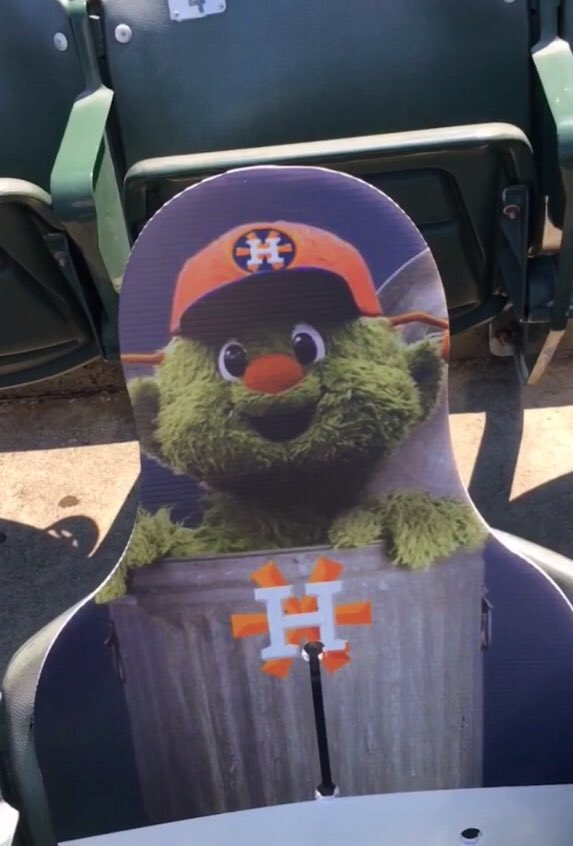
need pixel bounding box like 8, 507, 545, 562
0, 0, 129, 388
58, 0, 572, 379
3, 166, 573, 844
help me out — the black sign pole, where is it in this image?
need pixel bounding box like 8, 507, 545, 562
303, 641, 337, 798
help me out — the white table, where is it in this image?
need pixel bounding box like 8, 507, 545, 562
63, 785, 573, 845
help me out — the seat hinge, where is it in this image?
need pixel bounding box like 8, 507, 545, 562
497, 185, 530, 321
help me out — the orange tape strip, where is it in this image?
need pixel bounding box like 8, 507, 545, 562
231, 613, 269, 638
262, 659, 293, 679
323, 650, 352, 673
251, 561, 288, 588
310, 557, 344, 583
335, 602, 373, 626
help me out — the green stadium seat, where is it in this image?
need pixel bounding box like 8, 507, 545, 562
58, 0, 570, 379
0, 1, 129, 388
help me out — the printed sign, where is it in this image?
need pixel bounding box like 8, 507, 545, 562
32, 167, 573, 843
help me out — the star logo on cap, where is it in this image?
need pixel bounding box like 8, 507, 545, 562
233, 228, 296, 273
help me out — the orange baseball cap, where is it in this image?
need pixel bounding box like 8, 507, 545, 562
170, 221, 383, 335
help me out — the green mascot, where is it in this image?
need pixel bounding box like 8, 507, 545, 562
101, 222, 485, 601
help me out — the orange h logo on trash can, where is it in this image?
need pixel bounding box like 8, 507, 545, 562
231, 559, 373, 679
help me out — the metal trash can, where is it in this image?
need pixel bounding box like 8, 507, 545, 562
109, 544, 485, 824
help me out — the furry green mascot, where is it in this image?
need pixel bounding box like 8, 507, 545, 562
101, 222, 485, 601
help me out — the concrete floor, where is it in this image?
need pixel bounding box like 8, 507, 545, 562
1, 351, 573, 675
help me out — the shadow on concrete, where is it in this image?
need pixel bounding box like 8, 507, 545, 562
449, 356, 573, 410
0, 390, 136, 452
0, 483, 138, 675
449, 361, 573, 559
493, 474, 573, 559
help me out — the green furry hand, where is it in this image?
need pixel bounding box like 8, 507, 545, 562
124, 507, 201, 566
95, 508, 199, 603
329, 491, 487, 569
97, 490, 486, 602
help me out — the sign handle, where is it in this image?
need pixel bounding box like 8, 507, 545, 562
303, 641, 338, 798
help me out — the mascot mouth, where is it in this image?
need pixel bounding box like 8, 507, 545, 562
244, 405, 316, 442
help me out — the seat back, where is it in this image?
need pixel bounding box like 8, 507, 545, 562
0, 2, 105, 387
91, 0, 539, 332
0, 1, 83, 191
99, 0, 531, 169
3, 167, 573, 844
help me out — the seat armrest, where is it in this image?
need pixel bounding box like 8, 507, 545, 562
51, 88, 129, 298
0, 180, 56, 223
0, 179, 62, 269
50, 0, 130, 335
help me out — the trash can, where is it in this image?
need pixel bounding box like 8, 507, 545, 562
109, 543, 485, 824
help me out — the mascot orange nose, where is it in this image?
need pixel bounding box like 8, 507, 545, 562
243, 354, 305, 395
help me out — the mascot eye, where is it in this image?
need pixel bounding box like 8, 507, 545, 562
291, 323, 326, 366
218, 340, 247, 381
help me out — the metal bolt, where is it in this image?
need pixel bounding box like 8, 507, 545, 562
217, 2, 226, 9
503, 0, 516, 4
114, 23, 133, 44
172, 9, 180, 18
55, 251, 68, 268
53, 32, 68, 51
503, 203, 521, 220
